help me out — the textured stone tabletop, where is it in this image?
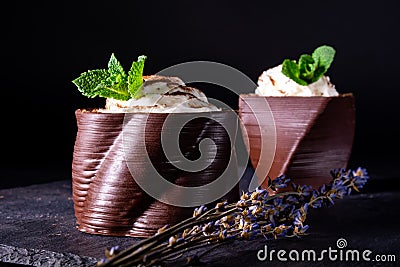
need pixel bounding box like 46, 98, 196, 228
0, 173, 399, 266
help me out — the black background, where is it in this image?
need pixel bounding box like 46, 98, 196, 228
1, 1, 399, 187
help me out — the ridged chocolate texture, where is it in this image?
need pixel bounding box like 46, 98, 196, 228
238, 94, 355, 189
72, 110, 239, 237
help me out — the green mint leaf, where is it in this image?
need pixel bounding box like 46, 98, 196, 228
106, 53, 128, 87
101, 53, 130, 99
128, 55, 147, 99
108, 53, 127, 77
72, 54, 147, 100
298, 54, 317, 81
281, 45, 336, 85
282, 59, 308, 86
312, 45, 335, 71
311, 45, 335, 83
72, 69, 110, 98
93, 83, 131, 100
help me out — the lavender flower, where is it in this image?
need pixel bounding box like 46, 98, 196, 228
98, 167, 369, 267
270, 175, 290, 190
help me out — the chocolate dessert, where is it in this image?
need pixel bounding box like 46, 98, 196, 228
239, 46, 355, 189
239, 95, 355, 188
72, 54, 239, 237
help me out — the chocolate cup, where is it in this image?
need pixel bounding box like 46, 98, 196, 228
72, 109, 239, 237
238, 94, 355, 189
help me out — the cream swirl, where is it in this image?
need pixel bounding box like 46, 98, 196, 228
102, 75, 220, 113
255, 65, 339, 97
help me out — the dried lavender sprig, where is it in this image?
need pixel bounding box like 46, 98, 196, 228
100, 207, 239, 267
99, 167, 369, 267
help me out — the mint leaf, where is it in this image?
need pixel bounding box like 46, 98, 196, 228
108, 53, 126, 77
282, 59, 308, 86
281, 45, 336, 85
93, 83, 131, 100
72, 53, 147, 100
72, 69, 110, 98
311, 45, 335, 83
100, 53, 130, 100
312, 45, 335, 71
299, 54, 316, 81
128, 55, 147, 99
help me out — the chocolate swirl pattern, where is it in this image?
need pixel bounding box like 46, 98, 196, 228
72, 110, 239, 237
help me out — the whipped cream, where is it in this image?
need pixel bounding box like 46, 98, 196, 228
255, 65, 339, 97
101, 75, 220, 113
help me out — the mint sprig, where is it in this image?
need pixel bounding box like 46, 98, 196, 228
281, 45, 335, 86
128, 55, 147, 99
72, 54, 147, 100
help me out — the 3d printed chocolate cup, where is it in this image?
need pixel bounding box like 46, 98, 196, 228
72, 109, 239, 237
238, 94, 355, 189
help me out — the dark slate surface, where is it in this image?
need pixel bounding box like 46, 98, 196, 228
0, 171, 399, 267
